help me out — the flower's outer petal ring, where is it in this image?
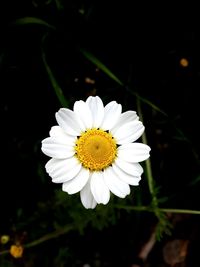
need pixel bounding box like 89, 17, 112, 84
73, 100, 93, 130
62, 167, 90, 194
115, 158, 144, 176
45, 157, 82, 183
101, 101, 122, 130
113, 121, 145, 144
49, 126, 75, 144
80, 179, 97, 209
86, 96, 104, 128
111, 111, 139, 132
90, 171, 110, 204
112, 164, 141, 185
41, 137, 75, 159
118, 143, 151, 162
56, 108, 82, 136
103, 167, 130, 198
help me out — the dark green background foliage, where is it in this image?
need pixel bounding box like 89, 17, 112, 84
1, 1, 200, 266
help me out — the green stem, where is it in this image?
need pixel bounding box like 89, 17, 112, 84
25, 224, 75, 248
0, 224, 75, 256
115, 204, 200, 215
136, 98, 158, 206
159, 208, 200, 215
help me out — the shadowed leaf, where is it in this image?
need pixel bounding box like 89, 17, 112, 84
80, 49, 124, 86
80, 49, 167, 116
11, 17, 56, 30
42, 50, 69, 108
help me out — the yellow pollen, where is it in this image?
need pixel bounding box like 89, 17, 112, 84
75, 129, 117, 171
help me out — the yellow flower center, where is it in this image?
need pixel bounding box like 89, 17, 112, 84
75, 129, 117, 171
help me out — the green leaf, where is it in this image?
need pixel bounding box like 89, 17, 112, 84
133, 91, 168, 116
55, 0, 64, 10
80, 49, 124, 86
189, 175, 200, 186
80, 49, 167, 116
42, 50, 69, 108
11, 17, 56, 30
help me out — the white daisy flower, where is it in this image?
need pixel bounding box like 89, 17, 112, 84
41, 96, 151, 209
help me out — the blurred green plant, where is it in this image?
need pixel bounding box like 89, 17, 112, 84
11, 17, 56, 30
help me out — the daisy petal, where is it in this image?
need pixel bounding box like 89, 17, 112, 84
111, 111, 139, 132
86, 96, 104, 127
62, 167, 90, 194
112, 164, 141, 185
56, 108, 82, 136
103, 167, 130, 198
41, 137, 75, 159
73, 100, 93, 129
49, 126, 75, 143
80, 179, 97, 209
115, 158, 144, 176
45, 157, 82, 183
90, 172, 110, 204
118, 143, 151, 162
113, 121, 144, 144
101, 101, 122, 130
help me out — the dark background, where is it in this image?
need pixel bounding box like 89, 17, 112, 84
1, 1, 200, 266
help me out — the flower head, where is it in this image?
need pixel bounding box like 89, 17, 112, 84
10, 244, 24, 258
1, 235, 10, 244
41, 96, 150, 209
